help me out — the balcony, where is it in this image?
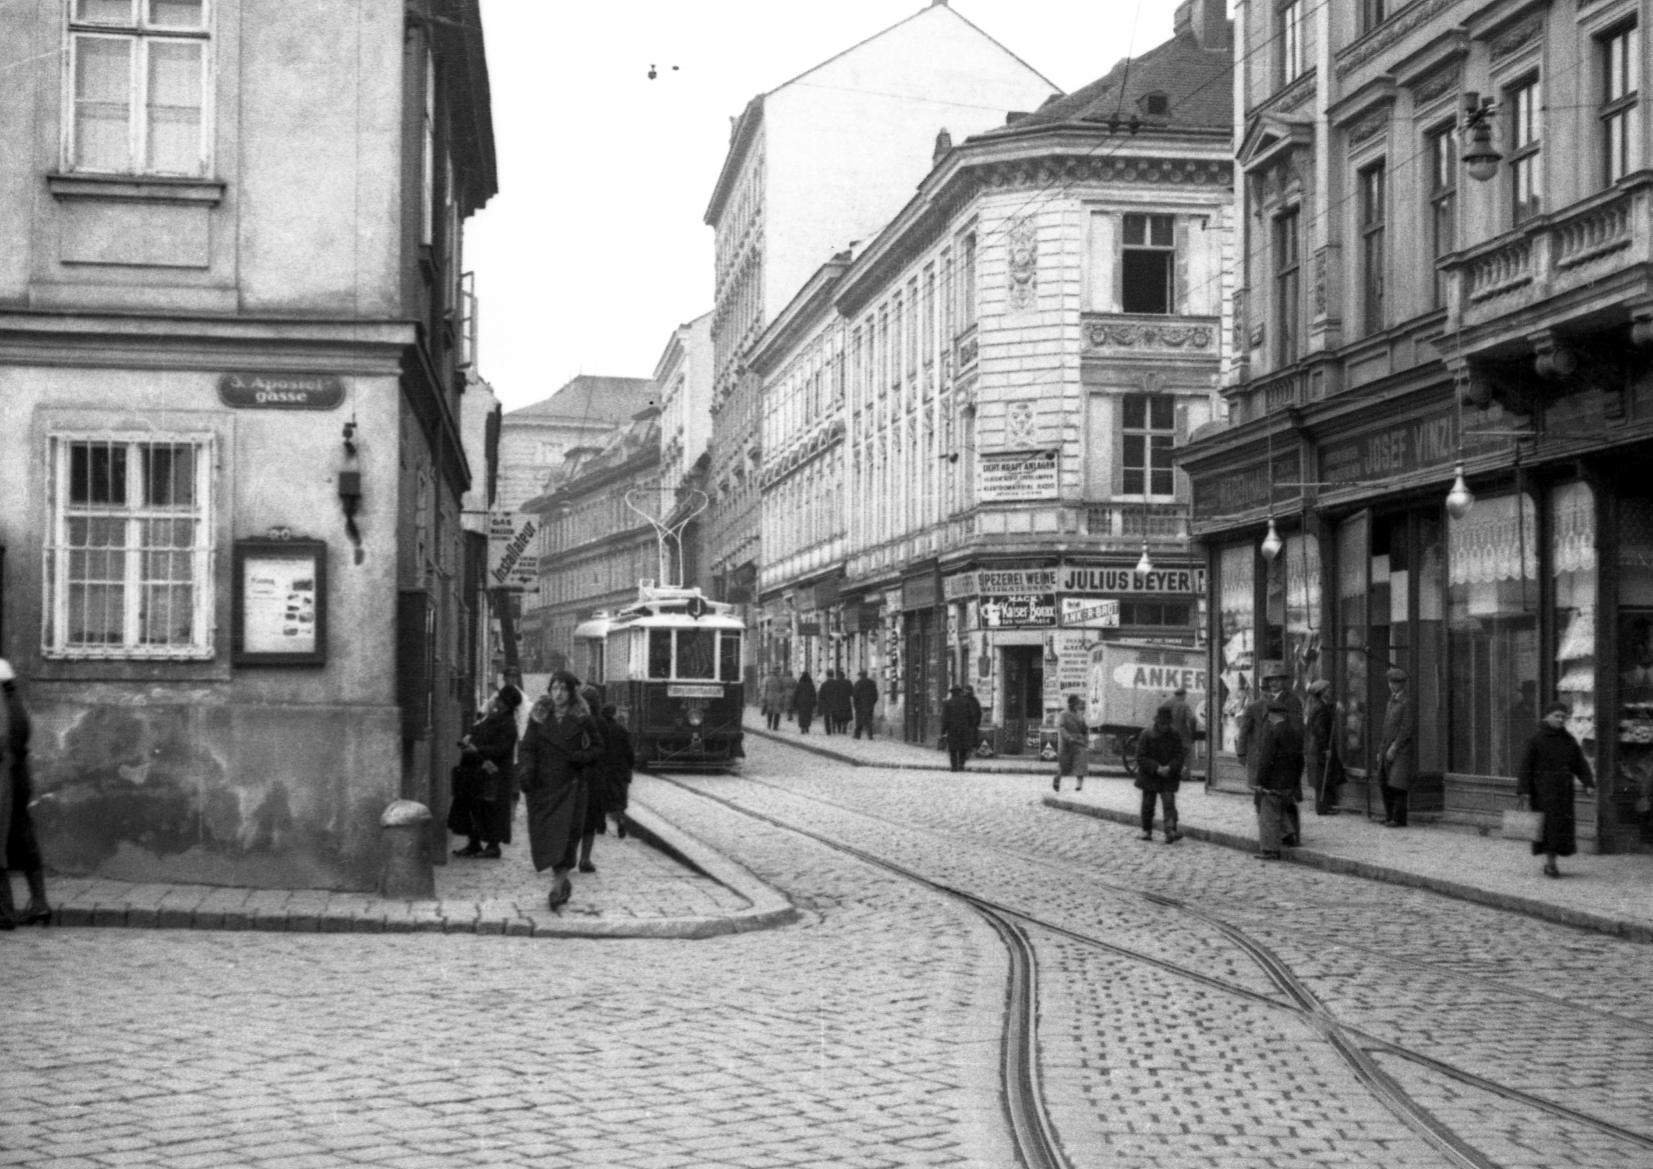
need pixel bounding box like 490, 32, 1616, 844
1085, 502, 1191, 549
1081, 313, 1221, 360
1444, 176, 1653, 345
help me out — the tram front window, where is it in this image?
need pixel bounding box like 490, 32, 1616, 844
648, 630, 672, 679
720, 633, 741, 682
678, 629, 717, 679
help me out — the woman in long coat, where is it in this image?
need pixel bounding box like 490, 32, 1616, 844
1054, 694, 1089, 793
1517, 701, 1596, 877
448, 687, 522, 858
518, 671, 604, 909
795, 671, 818, 733
0, 660, 50, 928
575, 685, 625, 873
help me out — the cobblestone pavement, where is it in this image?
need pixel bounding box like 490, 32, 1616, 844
3, 735, 1651, 1169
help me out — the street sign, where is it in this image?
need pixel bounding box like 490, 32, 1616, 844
488, 512, 538, 591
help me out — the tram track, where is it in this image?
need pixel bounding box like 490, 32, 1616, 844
654, 768, 1653, 1169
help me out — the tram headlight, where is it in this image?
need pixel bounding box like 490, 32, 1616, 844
687, 707, 704, 727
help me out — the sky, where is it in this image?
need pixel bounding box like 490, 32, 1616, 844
467, 0, 1193, 413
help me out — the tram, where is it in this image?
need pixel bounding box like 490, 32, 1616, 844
572, 582, 746, 770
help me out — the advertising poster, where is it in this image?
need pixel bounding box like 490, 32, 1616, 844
244, 557, 318, 654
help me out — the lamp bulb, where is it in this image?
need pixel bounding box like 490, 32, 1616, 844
1260, 517, 1283, 562
1135, 543, 1153, 575
1446, 464, 1476, 520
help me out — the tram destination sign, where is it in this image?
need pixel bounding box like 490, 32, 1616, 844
218, 373, 345, 410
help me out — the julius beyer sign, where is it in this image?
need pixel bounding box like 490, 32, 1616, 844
219, 373, 345, 410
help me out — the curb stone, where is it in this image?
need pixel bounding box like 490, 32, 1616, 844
1046, 794, 1653, 944
745, 725, 1108, 776
44, 801, 798, 940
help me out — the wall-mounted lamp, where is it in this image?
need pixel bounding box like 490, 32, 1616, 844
1260, 516, 1283, 562
339, 470, 364, 564
1461, 93, 1502, 182
342, 418, 358, 458
1445, 463, 1476, 519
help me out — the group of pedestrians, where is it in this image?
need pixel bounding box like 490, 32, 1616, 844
448, 668, 634, 912
760, 667, 883, 738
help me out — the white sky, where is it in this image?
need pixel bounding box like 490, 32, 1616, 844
468, 0, 1193, 413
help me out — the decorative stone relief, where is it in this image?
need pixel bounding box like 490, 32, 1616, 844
1006, 400, 1036, 448
1412, 66, 1459, 107
1347, 107, 1390, 146
1336, 0, 1459, 76
1232, 288, 1248, 353
1313, 248, 1328, 319
1083, 322, 1213, 350
1490, 16, 1542, 61
1006, 217, 1038, 311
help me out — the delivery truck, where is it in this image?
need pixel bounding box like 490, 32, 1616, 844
1085, 640, 1206, 770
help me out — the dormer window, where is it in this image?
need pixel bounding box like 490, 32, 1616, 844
1141, 91, 1169, 116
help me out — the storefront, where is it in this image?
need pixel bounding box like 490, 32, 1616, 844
1188, 381, 1653, 851
900, 566, 945, 745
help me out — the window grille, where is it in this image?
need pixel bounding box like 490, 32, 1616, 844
44, 433, 214, 658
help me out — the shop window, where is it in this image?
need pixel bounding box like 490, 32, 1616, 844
1284, 533, 1322, 693
1447, 492, 1538, 777
1416, 514, 1446, 772
1120, 601, 1192, 627
44, 434, 214, 659
1337, 513, 1370, 769
1427, 126, 1455, 310
1121, 213, 1175, 314
1218, 542, 1255, 755
1121, 393, 1175, 496
1602, 24, 1641, 186
1508, 76, 1542, 225
67, 0, 211, 176
1552, 483, 1598, 770
1617, 497, 1653, 839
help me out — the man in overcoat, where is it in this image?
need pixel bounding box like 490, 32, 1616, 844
852, 670, 879, 739
1251, 697, 1303, 859
760, 670, 784, 731
942, 686, 976, 771
1135, 702, 1185, 842
1377, 666, 1414, 827
1236, 662, 1303, 841
1166, 685, 1197, 781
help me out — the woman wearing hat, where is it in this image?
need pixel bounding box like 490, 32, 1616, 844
448, 686, 523, 860
1303, 680, 1341, 815
1517, 701, 1595, 878
519, 671, 604, 910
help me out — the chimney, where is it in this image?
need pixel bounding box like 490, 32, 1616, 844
1193, 0, 1230, 51
933, 128, 952, 166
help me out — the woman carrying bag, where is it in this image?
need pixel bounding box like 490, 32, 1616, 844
1515, 701, 1595, 878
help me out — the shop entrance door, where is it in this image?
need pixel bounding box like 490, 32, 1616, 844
1001, 646, 1043, 755
903, 611, 934, 744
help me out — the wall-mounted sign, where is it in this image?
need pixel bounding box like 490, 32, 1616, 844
981, 594, 1056, 628
797, 621, 822, 636
978, 450, 1058, 502
1192, 451, 1301, 519
1317, 407, 1505, 487
218, 373, 345, 410
488, 513, 538, 591
1057, 565, 1207, 594
1060, 597, 1120, 628
233, 539, 327, 666
901, 574, 939, 611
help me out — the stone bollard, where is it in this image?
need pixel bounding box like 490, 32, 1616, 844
379, 799, 435, 899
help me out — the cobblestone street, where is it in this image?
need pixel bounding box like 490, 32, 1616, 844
4, 734, 1651, 1168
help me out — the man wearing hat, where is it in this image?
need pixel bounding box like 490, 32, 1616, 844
1236, 662, 1303, 840
1251, 695, 1304, 859
1377, 666, 1414, 827
1303, 679, 1341, 815
941, 685, 976, 772
1165, 685, 1197, 780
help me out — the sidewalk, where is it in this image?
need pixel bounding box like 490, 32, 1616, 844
753, 723, 1653, 942
28, 778, 796, 939
748, 719, 1064, 774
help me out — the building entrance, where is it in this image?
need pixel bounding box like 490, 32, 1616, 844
1000, 645, 1043, 755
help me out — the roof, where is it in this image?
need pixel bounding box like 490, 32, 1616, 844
995, 11, 1231, 135
507, 375, 657, 424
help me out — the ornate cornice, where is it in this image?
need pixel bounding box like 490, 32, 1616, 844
1335, 0, 1460, 78
982, 155, 1230, 190
1082, 319, 1215, 352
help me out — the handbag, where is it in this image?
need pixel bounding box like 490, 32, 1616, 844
1500, 807, 1545, 842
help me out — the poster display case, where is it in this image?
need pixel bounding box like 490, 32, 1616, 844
232, 539, 328, 666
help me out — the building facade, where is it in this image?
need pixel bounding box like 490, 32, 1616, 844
1184, 0, 1653, 850
522, 408, 664, 674
752, 0, 1235, 749
655, 313, 715, 596
0, 0, 496, 888
702, 1, 1057, 687
496, 375, 655, 516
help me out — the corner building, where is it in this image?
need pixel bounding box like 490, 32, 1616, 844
0, 0, 495, 888
1183, 0, 1653, 850
756, 0, 1234, 748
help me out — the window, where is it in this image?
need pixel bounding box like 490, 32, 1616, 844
1274, 209, 1301, 364
1121, 213, 1175, 314
1508, 77, 1542, 224
1359, 163, 1386, 334
67, 0, 210, 176
676, 629, 716, 679
648, 629, 672, 678
719, 632, 742, 682
1119, 601, 1192, 627
45, 434, 213, 658
1280, 1, 1305, 85
960, 233, 977, 329
1121, 393, 1175, 496
1603, 24, 1641, 185
421, 49, 436, 245
1428, 127, 1455, 310
1361, 0, 1387, 35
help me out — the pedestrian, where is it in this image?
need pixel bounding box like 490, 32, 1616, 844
599, 703, 635, 838
853, 669, 879, 739
963, 685, 983, 753
518, 670, 604, 911
1054, 694, 1089, 793
448, 686, 522, 859
818, 670, 838, 734
1166, 685, 1197, 780
829, 670, 855, 734
575, 685, 621, 874
795, 670, 817, 733
0, 660, 51, 928
780, 668, 798, 724
942, 686, 975, 771
1135, 702, 1185, 842
1250, 696, 1303, 860
761, 669, 784, 731
1377, 666, 1414, 828
1237, 662, 1303, 843
1517, 701, 1596, 878
1303, 679, 1342, 815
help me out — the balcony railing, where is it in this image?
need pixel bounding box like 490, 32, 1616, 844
1086, 502, 1190, 544
1444, 176, 1652, 335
